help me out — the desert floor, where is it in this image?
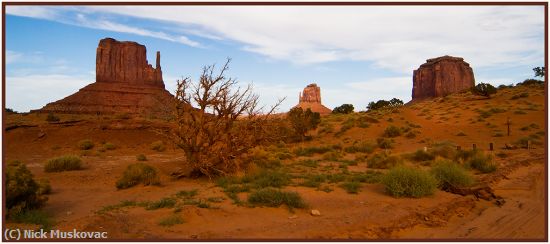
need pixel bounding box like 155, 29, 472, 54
4, 84, 546, 240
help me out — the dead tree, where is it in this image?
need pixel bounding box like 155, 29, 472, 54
172, 59, 283, 177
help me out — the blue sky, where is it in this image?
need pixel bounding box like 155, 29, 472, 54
5, 5, 545, 113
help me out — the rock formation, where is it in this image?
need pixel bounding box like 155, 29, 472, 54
294, 83, 331, 114
412, 55, 475, 100
37, 38, 174, 116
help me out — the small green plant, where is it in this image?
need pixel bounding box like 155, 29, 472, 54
45, 112, 60, 122
78, 139, 94, 150
37, 179, 52, 195
158, 214, 184, 227
151, 140, 166, 152
382, 166, 437, 198
11, 209, 54, 230
467, 152, 497, 173
6, 161, 47, 218
176, 189, 198, 198
367, 152, 402, 169
301, 174, 327, 188
102, 142, 116, 150
410, 149, 435, 162
136, 154, 147, 161
471, 83, 497, 98
248, 188, 307, 210
116, 163, 160, 189
376, 137, 394, 149
383, 125, 402, 138
44, 155, 82, 172
430, 159, 474, 190
344, 141, 376, 154
145, 197, 177, 210
339, 181, 361, 194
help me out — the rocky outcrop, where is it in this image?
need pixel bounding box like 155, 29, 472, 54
37, 38, 174, 116
294, 83, 331, 114
96, 38, 164, 88
412, 55, 475, 100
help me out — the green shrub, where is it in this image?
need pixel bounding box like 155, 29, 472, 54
367, 152, 402, 169
145, 197, 176, 210
242, 169, 291, 189
339, 181, 361, 194
248, 188, 306, 210
158, 214, 184, 227
37, 179, 52, 195
376, 138, 394, 149
383, 125, 402, 137
176, 189, 198, 198
151, 140, 166, 152
301, 174, 327, 188
410, 149, 435, 162
78, 139, 94, 150
136, 154, 147, 161
116, 163, 161, 189
11, 209, 53, 230
46, 112, 60, 122
6, 161, 47, 218
332, 104, 354, 114
431, 159, 474, 190
44, 155, 82, 172
471, 83, 497, 98
103, 142, 116, 150
344, 141, 376, 154
294, 145, 335, 156
430, 141, 456, 159
467, 152, 497, 173
382, 166, 437, 198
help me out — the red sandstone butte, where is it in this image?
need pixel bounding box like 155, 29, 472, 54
294, 83, 331, 114
412, 55, 475, 100
38, 38, 174, 116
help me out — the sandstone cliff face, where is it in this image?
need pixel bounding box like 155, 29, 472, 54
294, 83, 331, 114
38, 38, 173, 116
96, 38, 164, 88
412, 55, 475, 100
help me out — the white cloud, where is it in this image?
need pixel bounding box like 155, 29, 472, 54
6, 50, 44, 64
82, 6, 544, 73
7, 6, 543, 74
6, 74, 94, 112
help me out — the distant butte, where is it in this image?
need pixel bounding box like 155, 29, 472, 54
293, 83, 331, 114
37, 38, 174, 116
412, 55, 475, 100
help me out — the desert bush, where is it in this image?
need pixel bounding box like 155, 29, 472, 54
116, 163, 160, 189
45, 112, 60, 122
6, 161, 47, 218
11, 209, 53, 230
241, 169, 291, 189
288, 107, 321, 141
382, 166, 437, 198
301, 174, 327, 188
102, 142, 116, 150
383, 125, 402, 137
159, 214, 184, 227
410, 149, 435, 162
471, 83, 497, 98
145, 197, 176, 210
349, 170, 384, 184
37, 179, 52, 195
405, 131, 418, 139
332, 104, 354, 114
114, 113, 130, 120
467, 152, 497, 173
376, 137, 394, 149
429, 141, 457, 159
431, 159, 474, 190
367, 152, 402, 169
344, 141, 376, 154
456, 131, 467, 136
517, 78, 544, 86
248, 188, 306, 210
511, 92, 529, 100
367, 98, 404, 111
150, 140, 166, 152
136, 154, 147, 161
294, 145, 336, 156
78, 139, 94, 150
172, 59, 284, 177
339, 181, 361, 194
44, 155, 82, 172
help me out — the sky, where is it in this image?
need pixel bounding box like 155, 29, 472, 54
5, 5, 545, 113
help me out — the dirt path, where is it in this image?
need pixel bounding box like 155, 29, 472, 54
396, 156, 546, 240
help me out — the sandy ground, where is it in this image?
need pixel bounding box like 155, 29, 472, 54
4, 85, 547, 240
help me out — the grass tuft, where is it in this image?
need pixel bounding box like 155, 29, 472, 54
44, 155, 82, 172
382, 166, 437, 198
116, 163, 160, 189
